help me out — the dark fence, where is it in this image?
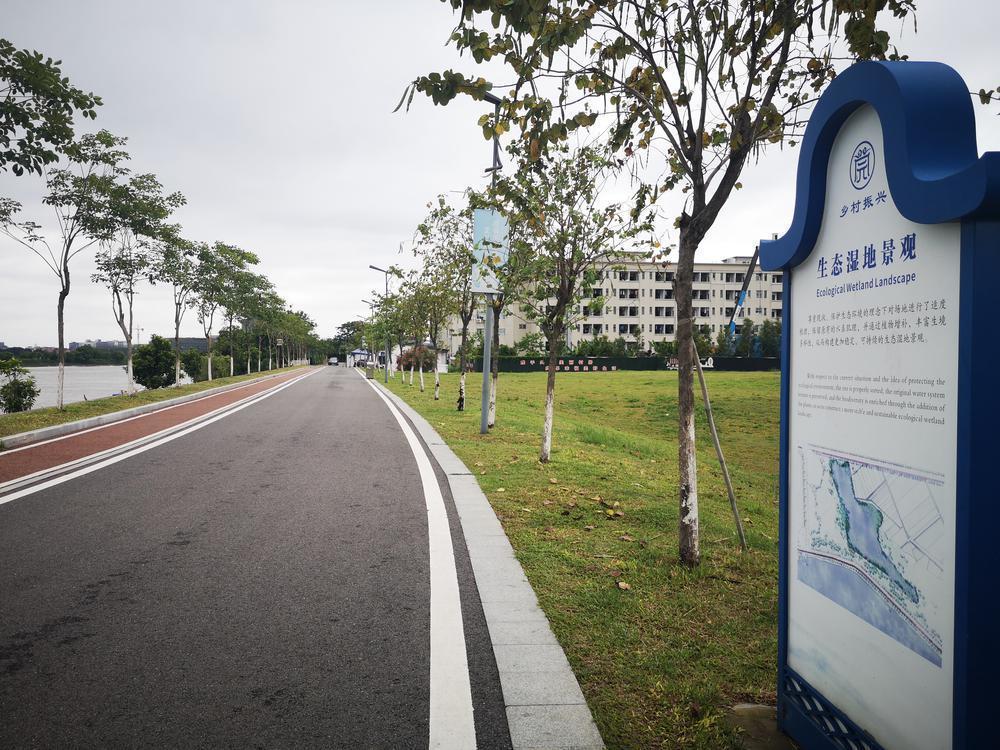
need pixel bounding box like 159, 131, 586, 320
471, 355, 780, 372
710, 356, 780, 371
474, 356, 666, 373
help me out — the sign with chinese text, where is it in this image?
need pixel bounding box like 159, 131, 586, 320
789, 106, 957, 750
761, 61, 1000, 750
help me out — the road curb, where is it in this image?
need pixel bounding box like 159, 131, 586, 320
0, 368, 307, 451
375, 382, 605, 750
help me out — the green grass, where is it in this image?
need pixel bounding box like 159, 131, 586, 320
387, 370, 780, 749
0, 366, 307, 441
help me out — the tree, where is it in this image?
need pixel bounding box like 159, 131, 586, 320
498, 144, 650, 462
0, 38, 101, 176
0, 357, 40, 412
132, 335, 176, 390
91, 174, 185, 394
0, 129, 130, 409
155, 233, 198, 385
219, 267, 266, 377
515, 331, 545, 356
332, 320, 365, 362
735, 318, 756, 357
407, 0, 914, 565
759, 319, 781, 358
415, 195, 476, 406
180, 348, 205, 382
192, 242, 258, 380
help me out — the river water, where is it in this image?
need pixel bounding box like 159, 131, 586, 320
26, 365, 142, 409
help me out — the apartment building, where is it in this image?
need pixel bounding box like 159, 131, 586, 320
447, 255, 783, 353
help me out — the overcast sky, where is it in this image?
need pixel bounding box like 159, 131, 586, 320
2, 1, 998, 347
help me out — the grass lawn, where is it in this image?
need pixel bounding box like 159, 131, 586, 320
0, 366, 307, 442
386, 369, 780, 749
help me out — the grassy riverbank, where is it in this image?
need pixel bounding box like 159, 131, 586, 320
386, 370, 780, 749
0, 366, 307, 441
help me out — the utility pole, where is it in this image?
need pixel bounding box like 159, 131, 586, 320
369, 265, 391, 383
479, 91, 502, 435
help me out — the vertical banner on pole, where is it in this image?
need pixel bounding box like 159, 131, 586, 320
471, 209, 509, 294
761, 61, 1000, 750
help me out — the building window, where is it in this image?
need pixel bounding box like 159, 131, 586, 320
518, 323, 527, 329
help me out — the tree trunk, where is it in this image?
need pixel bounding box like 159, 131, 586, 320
676, 229, 700, 567
434, 365, 440, 401
125, 338, 134, 395
257, 336, 262, 373
56, 285, 67, 410
457, 323, 469, 411
419, 362, 425, 392
174, 325, 181, 386
540, 337, 559, 463
206, 335, 213, 381
409, 364, 414, 385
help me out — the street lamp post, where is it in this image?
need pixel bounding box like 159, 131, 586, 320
478, 91, 502, 435
369, 265, 391, 384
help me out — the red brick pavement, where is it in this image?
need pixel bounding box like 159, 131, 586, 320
0, 369, 312, 484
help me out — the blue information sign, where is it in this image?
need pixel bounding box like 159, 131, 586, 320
761, 61, 1000, 750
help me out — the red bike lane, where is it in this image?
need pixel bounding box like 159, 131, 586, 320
0, 369, 313, 485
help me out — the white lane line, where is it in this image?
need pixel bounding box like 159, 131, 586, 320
0, 368, 320, 507
0, 371, 314, 493
0, 372, 294, 455
359, 371, 477, 750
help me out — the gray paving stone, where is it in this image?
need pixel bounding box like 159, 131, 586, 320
488, 619, 559, 646
476, 582, 540, 605
506, 705, 604, 749
481, 600, 551, 624
494, 644, 572, 674
500, 669, 587, 707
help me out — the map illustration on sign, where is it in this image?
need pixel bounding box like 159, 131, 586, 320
797, 445, 945, 666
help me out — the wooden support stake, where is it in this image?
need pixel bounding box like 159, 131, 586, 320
692, 339, 749, 551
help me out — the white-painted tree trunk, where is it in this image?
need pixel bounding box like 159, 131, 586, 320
419, 363, 425, 392
488, 371, 497, 428
57, 360, 65, 410
409, 365, 414, 385
540, 350, 557, 463
434, 369, 440, 400
125, 345, 135, 395
458, 371, 466, 411
229, 355, 234, 377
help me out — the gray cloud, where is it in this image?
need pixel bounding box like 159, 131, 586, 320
2, 0, 998, 346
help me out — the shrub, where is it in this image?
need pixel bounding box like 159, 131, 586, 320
398, 346, 436, 371
180, 348, 205, 382
133, 336, 177, 390
0, 357, 40, 412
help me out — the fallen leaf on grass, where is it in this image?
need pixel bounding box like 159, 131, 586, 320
619, 534, 635, 542
548, 478, 558, 484
616, 581, 632, 591
542, 500, 554, 506
584, 525, 595, 532
496, 487, 505, 492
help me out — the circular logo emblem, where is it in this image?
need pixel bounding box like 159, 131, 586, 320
849, 140, 875, 190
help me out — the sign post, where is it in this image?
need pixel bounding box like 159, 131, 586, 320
471, 207, 509, 435
761, 61, 1000, 750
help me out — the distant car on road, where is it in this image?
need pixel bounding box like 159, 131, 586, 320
328, 357, 339, 366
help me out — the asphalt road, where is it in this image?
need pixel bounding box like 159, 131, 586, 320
0, 367, 512, 749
